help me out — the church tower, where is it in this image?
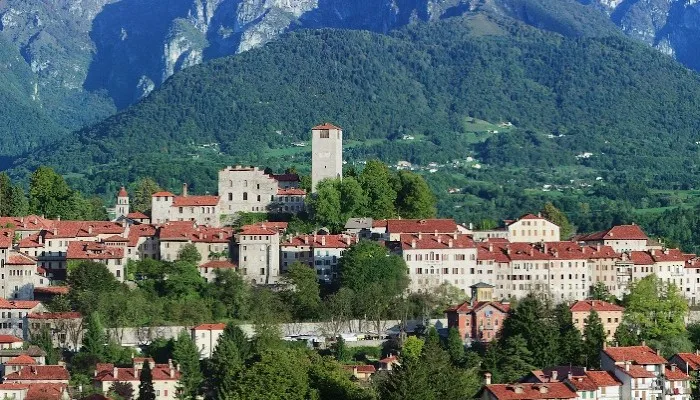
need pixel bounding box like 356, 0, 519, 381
311, 123, 343, 192
116, 186, 130, 218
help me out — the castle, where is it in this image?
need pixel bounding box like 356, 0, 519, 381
114, 123, 343, 226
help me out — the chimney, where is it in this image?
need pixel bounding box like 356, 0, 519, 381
411, 239, 416, 249
113, 367, 118, 379
469, 222, 474, 230
650, 249, 655, 256
625, 361, 630, 372
448, 239, 453, 248
514, 385, 524, 394
538, 385, 548, 394
304, 236, 309, 245
551, 370, 558, 381
567, 371, 572, 381
436, 236, 442, 244
321, 236, 326, 246
453, 233, 458, 239
597, 243, 601, 252
418, 232, 422, 240
182, 183, 188, 197
543, 243, 548, 253
642, 340, 646, 347
57, 216, 61, 222
484, 372, 492, 385
88, 225, 93, 235
603, 341, 607, 350
696, 349, 699, 356
671, 364, 677, 372
488, 243, 493, 252
434, 230, 438, 237
656, 348, 662, 356
31, 366, 37, 375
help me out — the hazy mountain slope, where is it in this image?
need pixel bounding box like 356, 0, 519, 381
10, 12, 700, 195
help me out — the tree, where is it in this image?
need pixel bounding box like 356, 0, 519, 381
81, 312, 106, 360
173, 331, 202, 400
163, 260, 206, 300
590, 282, 616, 303
177, 244, 202, 264
401, 336, 424, 364
133, 178, 161, 213
109, 382, 134, 400
210, 324, 247, 399
332, 336, 348, 363
338, 177, 369, 222
28, 166, 74, 219
446, 327, 465, 365
394, 171, 436, 219
30, 326, 60, 365
358, 160, 397, 220
582, 310, 606, 369
67, 261, 121, 315
339, 241, 408, 333
282, 262, 322, 321
554, 303, 583, 365
307, 179, 343, 232
209, 269, 250, 320
8, 184, 29, 216
499, 335, 535, 383
499, 294, 559, 368
230, 349, 310, 400
541, 202, 573, 240
321, 287, 354, 338
138, 361, 156, 400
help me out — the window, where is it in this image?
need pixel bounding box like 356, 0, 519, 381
243, 192, 248, 200
320, 130, 330, 138
260, 268, 265, 275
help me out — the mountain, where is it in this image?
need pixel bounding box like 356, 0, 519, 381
10, 10, 700, 198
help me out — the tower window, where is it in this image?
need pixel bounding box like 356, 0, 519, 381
320, 130, 330, 139
243, 192, 248, 201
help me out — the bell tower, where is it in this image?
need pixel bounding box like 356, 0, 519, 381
311, 123, 343, 192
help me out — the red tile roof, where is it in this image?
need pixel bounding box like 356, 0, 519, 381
117, 187, 128, 197
238, 224, 279, 236
570, 300, 624, 313
152, 192, 175, 197
628, 251, 654, 265
384, 219, 458, 234
6, 253, 36, 265
342, 365, 376, 374
565, 376, 598, 391
603, 346, 666, 365
650, 248, 686, 262
5, 355, 37, 365
192, 323, 226, 331
103, 235, 129, 242
616, 364, 655, 378
579, 225, 649, 241
270, 173, 300, 182
379, 355, 398, 364
27, 312, 81, 320
282, 234, 356, 248
397, 233, 475, 250
0, 300, 40, 310
483, 383, 577, 400
26, 383, 67, 400
93, 364, 180, 382
199, 260, 236, 269
0, 216, 52, 231
128, 224, 157, 246
585, 371, 621, 387
4, 366, 70, 381
0, 230, 14, 248
66, 241, 124, 260
672, 353, 700, 370
313, 122, 341, 130
126, 212, 150, 220
446, 301, 510, 314
43, 221, 125, 239
172, 195, 220, 207
665, 366, 690, 381
0, 335, 23, 344
159, 224, 232, 243
277, 188, 307, 196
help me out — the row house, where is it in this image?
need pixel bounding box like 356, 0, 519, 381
93, 358, 180, 400
0, 383, 69, 400
158, 221, 232, 265
272, 188, 306, 214
569, 300, 624, 341
126, 224, 159, 261
3, 365, 70, 385
151, 185, 221, 227
578, 225, 650, 253
198, 260, 237, 283
445, 283, 510, 343
0, 216, 52, 240
2, 354, 41, 378
525, 368, 622, 400
2, 252, 48, 300
480, 380, 577, 400
390, 232, 479, 293
0, 345, 46, 367
280, 234, 356, 282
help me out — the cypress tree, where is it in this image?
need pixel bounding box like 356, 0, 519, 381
446, 327, 465, 365
583, 310, 607, 369
138, 361, 156, 400
81, 311, 106, 360
210, 324, 246, 399
173, 331, 202, 400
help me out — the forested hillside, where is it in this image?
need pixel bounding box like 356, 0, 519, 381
11, 11, 700, 199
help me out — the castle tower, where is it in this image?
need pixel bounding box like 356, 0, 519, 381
311, 122, 343, 192
116, 186, 130, 219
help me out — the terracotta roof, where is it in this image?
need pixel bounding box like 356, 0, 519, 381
446, 301, 510, 314
603, 346, 666, 365
200, 260, 236, 269
506, 214, 556, 227
665, 366, 690, 381
0, 300, 40, 310
192, 323, 226, 331
313, 122, 341, 130
570, 300, 624, 313
103, 235, 129, 242
5, 355, 37, 365
0, 230, 14, 248
650, 248, 687, 262
584, 371, 621, 387
0, 335, 23, 344
172, 195, 220, 207
4, 366, 70, 381
277, 188, 306, 196
128, 224, 157, 246
616, 364, 655, 378
26, 383, 67, 400
0, 384, 30, 390
579, 225, 648, 241
565, 376, 598, 391
396, 233, 475, 250
117, 187, 128, 197
342, 365, 376, 374
159, 224, 232, 243
270, 173, 300, 182
66, 241, 124, 260
379, 355, 398, 364
483, 383, 577, 400
126, 212, 150, 220
18, 235, 43, 248
6, 253, 36, 265
27, 312, 81, 320
152, 192, 175, 197
238, 224, 279, 236
384, 219, 458, 234
528, 367, 587, 383
94, 364, 180, 382
628, 251, 654, 265
672, 353, 700, 370
282, 234, 356, 248
41, 221, 125, 239
0, 216, 52, 231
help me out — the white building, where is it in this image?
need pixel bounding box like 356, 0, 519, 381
93, 358, 180, 400
578, 225, 650, 253
311, 123, 343, 192
191, 323, 225, 359
234, 224, 282, 285
151, 184, 221, 227
280, 234, 356, 282
507, 214, 561, 243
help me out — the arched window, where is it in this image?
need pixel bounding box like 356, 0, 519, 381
228, 193, 233, 201
257, 195, 261, 202
243, 192, 248, 200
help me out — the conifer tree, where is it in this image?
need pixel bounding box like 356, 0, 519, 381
81, 311, 106, 360
446, 327, 465, 365
583, 310, 606, 369
210, 324, 246, 400
173, 331, 202, 400
332, 336, 348, 363
138, 361, 156, 400
554, 303, 583, 365
499, 335, 535, 383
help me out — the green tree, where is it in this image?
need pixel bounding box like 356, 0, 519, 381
446, 327, 465, 365
133, 178, 161, 213
138, 361, 156, 400
358, 160, 397, 220
499, 335, 535, 383
109, 381, 134, 400
590, 282, 616, 303
230, 349, 310, 400
8, 184, 29, 216
67, 261, 121, 315
210, 324, 247, 400
394, 171, 436, 219
401, 336, 424, 364
332, 336, 349, 363
81, 311, 106, 360
554, 303, 583, 365
339, 241, 408, 333
30, 326, 60, 365
282, 262, 322, 321
28, 166, 74, 219
308, 179, 343, 232
208, 269, 250, 320
173, 331, 203, 400
499, 294, 559, 368
339, 177, 369, 222
582, 310, 606, 369
177, 244, 202, 264
541, 202, 573, 240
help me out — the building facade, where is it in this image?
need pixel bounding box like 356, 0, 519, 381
311, 123, 343, 192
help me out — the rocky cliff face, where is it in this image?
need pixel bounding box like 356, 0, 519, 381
1, 0, 700, 113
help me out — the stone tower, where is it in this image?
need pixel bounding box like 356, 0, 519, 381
311, 122, 343, 192
116, 186, 130, 218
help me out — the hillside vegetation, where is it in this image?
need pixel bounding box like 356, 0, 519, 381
9, 11, 700, 200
